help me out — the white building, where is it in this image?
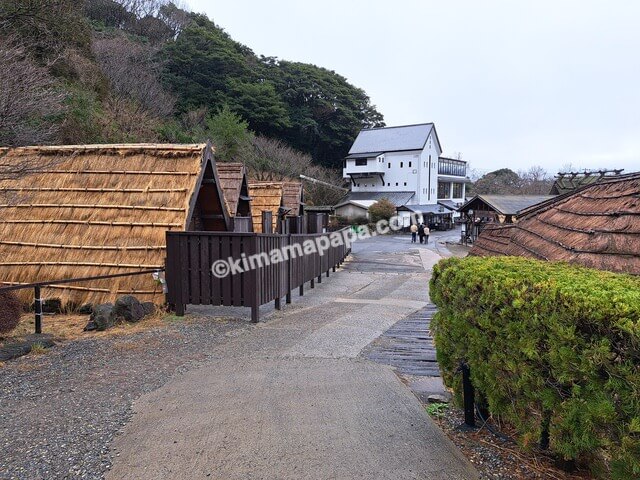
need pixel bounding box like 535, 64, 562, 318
335, 123, 468, 226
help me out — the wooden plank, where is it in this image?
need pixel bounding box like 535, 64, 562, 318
189, 236, 200, 304
221, 236, 231, 306
201, 235, 211, 304
231, 236, 242, 306
179, 235, 190, 306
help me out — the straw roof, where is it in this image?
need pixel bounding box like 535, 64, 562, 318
248, 182, 283, 233
470, 172, 640, 274
282, 181, 304, 217
0, 143, 226, 304
217, 162, 251, 217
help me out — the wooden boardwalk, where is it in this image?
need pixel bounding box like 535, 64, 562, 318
366, 305, 440, 377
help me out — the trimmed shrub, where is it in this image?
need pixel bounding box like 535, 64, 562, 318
429, 256, 640, 478
0, 290, 22, 334
368, 198, 396, 224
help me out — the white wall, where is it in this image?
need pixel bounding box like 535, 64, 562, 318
348, 150, 422, 195
418, 133, 441, 205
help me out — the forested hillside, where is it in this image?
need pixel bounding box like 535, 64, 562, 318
0, 0, 384, 174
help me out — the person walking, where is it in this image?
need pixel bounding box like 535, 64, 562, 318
417, 223, 425, 244
410, 223, 418, 243
424, 225, 430, 244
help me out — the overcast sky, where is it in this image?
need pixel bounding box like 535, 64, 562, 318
188, 0, 639, 175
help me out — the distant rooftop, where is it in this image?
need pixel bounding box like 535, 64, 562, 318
336, 191, 415, 208
459, 195, 556, 216
550, 169, 624, 195
348, 123, 436, 155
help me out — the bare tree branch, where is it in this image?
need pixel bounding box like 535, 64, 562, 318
0, 38, 66, 147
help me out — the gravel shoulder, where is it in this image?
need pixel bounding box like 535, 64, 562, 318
0, 315, 251, 479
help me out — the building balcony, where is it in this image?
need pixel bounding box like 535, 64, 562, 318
343, 154, 386, 179
438, 157, 467, 177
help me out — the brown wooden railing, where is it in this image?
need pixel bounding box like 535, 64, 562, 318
165, 228, 351, 322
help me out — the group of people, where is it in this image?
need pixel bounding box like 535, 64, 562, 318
410, 223, 430, 244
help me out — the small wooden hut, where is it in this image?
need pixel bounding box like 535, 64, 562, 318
0, 143, 229, 304
282, 181, 304, 217
217, 162, 252, 231
248, 181, 283, 233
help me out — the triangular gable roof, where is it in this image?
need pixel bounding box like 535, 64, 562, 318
0, 143, 228, 305
248, 181, 283, 233
217, 162, 250, 217
282, 181, 304, 216
348, 123, 441, 155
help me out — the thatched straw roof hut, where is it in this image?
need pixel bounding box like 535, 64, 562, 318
470, 172, 640, 274
217, 162, 251, 218
248, 182, 283, 233
0, 143, 230, 304
282, 181, 304, 217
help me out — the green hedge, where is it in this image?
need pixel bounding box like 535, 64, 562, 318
429, 256, 640, 478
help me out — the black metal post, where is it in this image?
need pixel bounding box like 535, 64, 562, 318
34, 286, 42, 334
461, 363, 475, 427
540, 412, 551, 450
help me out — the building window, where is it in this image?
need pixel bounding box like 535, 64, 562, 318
404, 182, 407, 186
387, 182, 390, 186
452, 182, 463, 198
408, 161, 412, 168
388, 162, 391, 168
395, 182, 398, 186
400, 162, 403, 168
357, 183, 361, 187
355, 158, 367, 166
438, 181, 451, 199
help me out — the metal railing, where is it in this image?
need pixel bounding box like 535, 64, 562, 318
0, 269, 164, 334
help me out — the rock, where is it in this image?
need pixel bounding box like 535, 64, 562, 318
112, 295, 145, 323
141, 302, 155, 316
90, 304, 114, 331
427, 393, 451, 404
31, 298, 63, 314
83, 320, 97, 331
78, 303, 94, 315
0, 334, 55, 361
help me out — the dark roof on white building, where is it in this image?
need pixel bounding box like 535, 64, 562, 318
337, 191, 415, 207
459, 195, 556, 216
348, 123, 440, 155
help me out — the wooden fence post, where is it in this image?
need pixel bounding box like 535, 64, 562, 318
262, 211, 273, 234
34, 286, 42, 334
286, 234, 292, 304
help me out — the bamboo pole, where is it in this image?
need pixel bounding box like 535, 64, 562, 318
33, 170, 197, 176
0, 220, 182, 227
0, 187, 189, 193
0, 261, 163, 268
0, 204, 186, 212
0, 240, 166, 250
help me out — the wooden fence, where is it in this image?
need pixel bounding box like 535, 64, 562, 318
165, 228, 351, 322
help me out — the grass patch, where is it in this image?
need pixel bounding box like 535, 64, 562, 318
426, 402, 449, 418
163, 314, 186, 323
29, 342, 48, 355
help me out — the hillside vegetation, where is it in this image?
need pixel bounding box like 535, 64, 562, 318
0, 0, 384, 178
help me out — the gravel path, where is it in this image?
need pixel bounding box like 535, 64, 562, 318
0, 316, 250, 479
